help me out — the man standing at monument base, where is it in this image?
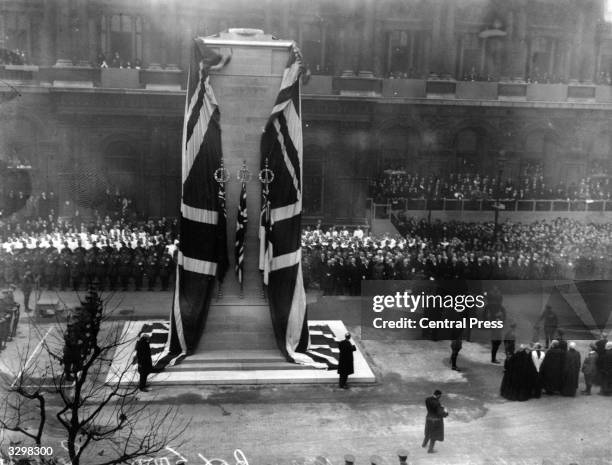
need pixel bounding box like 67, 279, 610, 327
338, 332, 356, 389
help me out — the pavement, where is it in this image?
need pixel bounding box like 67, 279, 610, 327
0, 289, 611, 465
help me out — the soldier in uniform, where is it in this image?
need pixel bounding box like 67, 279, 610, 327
84, 249, 97, 288
44, 249, 58, 290
58, 248, 72, 291
119, 251, 132, 291
145, 252, 159, 291
95, 250, 108, 291
159, 251, 173, 291
71, 251, 85, 291
132, 253, 145, 291
108, 248, 121, 291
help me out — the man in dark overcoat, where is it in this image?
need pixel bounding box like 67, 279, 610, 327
337, 332, 356, 389
540, 340, 565, 394
135, 334, 153, 391
422, 389, 448, 454
561, 341, 581, 397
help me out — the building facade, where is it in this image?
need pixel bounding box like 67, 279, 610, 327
2, 0, 612, 224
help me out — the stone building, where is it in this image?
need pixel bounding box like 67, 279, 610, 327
1, 0, 612, 224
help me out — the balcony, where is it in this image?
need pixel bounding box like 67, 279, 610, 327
0, 64, 185, 92
1, 65, 611, 106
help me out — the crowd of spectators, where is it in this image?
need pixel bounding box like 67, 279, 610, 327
3, 206, 612, 295
301, 217, 612, 293
0, 48, 26, 65
0, 215, 179, 293
96, 51, 142, 69
369, 166, 612, 203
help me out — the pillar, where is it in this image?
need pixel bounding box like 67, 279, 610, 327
358, 0, 375, 74
40, 0, 56, 66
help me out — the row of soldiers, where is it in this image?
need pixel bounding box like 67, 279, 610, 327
302, 249, 565, 295
0, 244, 175, 292
0, 286, 20, 350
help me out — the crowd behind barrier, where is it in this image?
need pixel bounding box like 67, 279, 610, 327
2, 215, 612, 294
369, 168, 612, 204
301, 216, 612, 293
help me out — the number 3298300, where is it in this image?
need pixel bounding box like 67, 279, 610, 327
9, 446, 54, 456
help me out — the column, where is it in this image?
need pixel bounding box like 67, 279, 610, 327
75, 0, 90, 66
358, 0, 375, 74
54, 0, 72, 65
40, 0, 56, 66
442, 1, 456, 77
513, 1, 528, 80
429, 0, 444, 75
579, 1, 598, 82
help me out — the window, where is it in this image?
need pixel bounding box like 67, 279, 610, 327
100, 14, 143, 66
301, 23, 324, 74
458, 33, 482, 78
386, 30, 425, 77
606, 0, 612, 22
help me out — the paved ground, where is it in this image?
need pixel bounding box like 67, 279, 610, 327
1, 289, 611, 465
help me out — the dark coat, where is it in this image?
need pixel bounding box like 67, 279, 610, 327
561, 348, 581, 396
337, 339, 356, 375
424, 396, 448, 441
601, 349, 612, 395
136, 337, 153, 374
540, 347, 565, 393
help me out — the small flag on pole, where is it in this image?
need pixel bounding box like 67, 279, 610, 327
235, 182, 248, 284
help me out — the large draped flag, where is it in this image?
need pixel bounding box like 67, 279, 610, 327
259, 45, 324, 367
235, 182, 247, 284
157, 38, 229, 367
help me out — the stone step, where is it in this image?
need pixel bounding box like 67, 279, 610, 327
185, 349, 284, 361
198, 331, 278, 351
165, 361, 310, 372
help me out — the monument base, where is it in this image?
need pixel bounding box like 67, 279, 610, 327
107, 320, 376, 386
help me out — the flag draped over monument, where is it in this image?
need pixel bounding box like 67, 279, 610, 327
259, 45, 317, 366
157, 38, 229, 367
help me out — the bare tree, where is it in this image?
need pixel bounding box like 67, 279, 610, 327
1, 288, 188, 465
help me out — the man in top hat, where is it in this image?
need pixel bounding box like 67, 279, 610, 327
337, 332, 356, 389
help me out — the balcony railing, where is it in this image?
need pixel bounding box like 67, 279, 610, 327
369, 198, 612, 219
1, 65, 611, 104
